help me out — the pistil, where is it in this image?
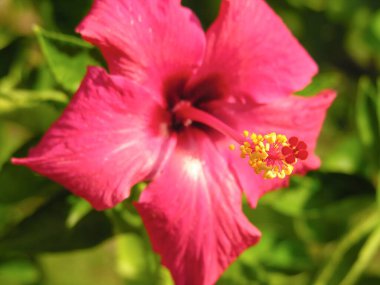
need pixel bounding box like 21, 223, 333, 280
173, 102, 243, 144
173, 102, 309, 179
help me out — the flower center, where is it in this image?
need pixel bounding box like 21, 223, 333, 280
173, 104, 308, 179
170, 100, 194, 131
237, 131, 308, 179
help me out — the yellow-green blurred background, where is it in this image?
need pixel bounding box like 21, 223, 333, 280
0, 0, 379, 284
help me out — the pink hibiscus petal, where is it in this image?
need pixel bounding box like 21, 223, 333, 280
12, 67, 173, 210
76, 0, 206, 99
240, 90, 336, 154
187, 0, 318, 103
136, 128, 260, 285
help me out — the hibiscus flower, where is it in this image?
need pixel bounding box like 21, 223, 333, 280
12, 0, 335, 284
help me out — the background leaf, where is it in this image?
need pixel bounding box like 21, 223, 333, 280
35, 26, 102, 93
0, 194, 113, 254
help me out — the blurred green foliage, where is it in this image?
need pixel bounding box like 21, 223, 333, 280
0, 0, 379, 284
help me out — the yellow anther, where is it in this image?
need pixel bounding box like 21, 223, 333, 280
278, 170, 286, 179
229, 144, 236, 151
277, 134, 287, 143
264, 132, 276, 144
284, 164, 294, 175
264, 171, 277, 179
236, 132, 299, 180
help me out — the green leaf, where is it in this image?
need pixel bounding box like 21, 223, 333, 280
0, 27, 14, 50
105, 188, 172, 285
245, 202, 298, 240
0, 194, 113, 253
0, 89, 68, 113
37, 240, 122, 285
115, 233, 169, 285
0, 88, 67, 134
0, 258, 40, 285
106, 183, 148, 234
320, 136, 363, 174
296, 71, 342, 96
0, 121, 32, 170
259, 176, 318, 217
296, 173, 374, 243
0, 163, 56, 205
261, 236, 312, 273
66, 197, 92, 229
340, 224, 380, 285
313, 211, 378, 285
356, 77, 379, 149
258, 173, 374, 242
35, 26, 102, 93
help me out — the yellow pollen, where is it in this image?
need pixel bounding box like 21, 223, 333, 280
229, 144, 236, 151
236, 131, 297, 179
